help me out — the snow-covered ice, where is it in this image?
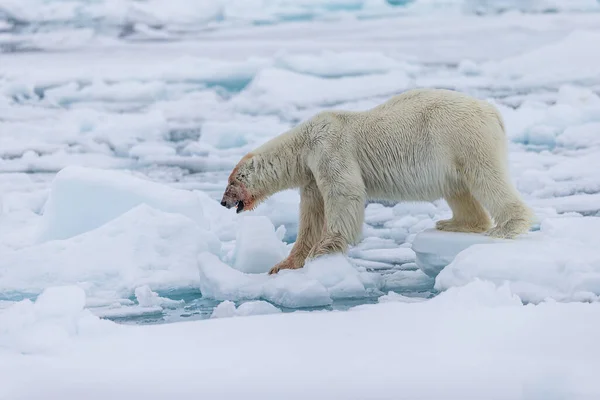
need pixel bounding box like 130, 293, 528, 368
413, 228, 509, 277
210, 300, 282, 319
38, 165, 210, 241
484, 30, 600, 86
231, 216, 289, 274
0, 285, 114, 354
436, 217, 600, 303
1, 203, 220, 299
2, 0, 600, 397
198, 252, 381, 308
3, 280, 600, 399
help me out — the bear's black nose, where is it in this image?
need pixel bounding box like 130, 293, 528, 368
220, 200, 227, 207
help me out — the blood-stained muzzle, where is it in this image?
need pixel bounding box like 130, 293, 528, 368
220, 184, 246, 213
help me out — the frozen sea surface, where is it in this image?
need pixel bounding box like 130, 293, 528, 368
2, 1, 600, 398
1, 2, 600, 322
2, 0, 599, 53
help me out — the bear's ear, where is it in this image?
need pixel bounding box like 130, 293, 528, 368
237, 156, 257, 182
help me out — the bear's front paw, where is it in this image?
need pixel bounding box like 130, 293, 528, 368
268, 258, 302, 275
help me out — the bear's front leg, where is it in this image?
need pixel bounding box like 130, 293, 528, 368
305, 170, 366, 262
306, 231, 347, 259
268, 181, 324, 275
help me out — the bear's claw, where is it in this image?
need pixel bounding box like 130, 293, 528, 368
268, 258, 302, 275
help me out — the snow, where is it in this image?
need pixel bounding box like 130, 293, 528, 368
3, 280, 600, 399
2, 0, 600, 396
436, 217, 600, 303
0, 203, 221, 304
128, 142, 177, 159
200, 253, 310, 307
38, 166, 210, 241
558, 122, 600, 149
1, 0, 598, 50
275, 51, 409, 77
231, 216, 289, 274
351, 247, 416, 266
134, 286, 184, 309
30, 285, 87, 318
210, 300, 282, 319
378, 291, 427, 303
413, 228, 509, 277
383, 269, 435, 292
485, 30, 600, 85
198, 252, 383, 308
0, 285, 114, 354
232, 67, 412, 113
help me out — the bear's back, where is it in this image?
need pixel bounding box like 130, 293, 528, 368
349, 88, 505, 201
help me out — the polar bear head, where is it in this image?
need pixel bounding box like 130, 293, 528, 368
220, 153, 262, 213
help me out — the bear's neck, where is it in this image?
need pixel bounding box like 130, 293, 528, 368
251, 125, 311, 194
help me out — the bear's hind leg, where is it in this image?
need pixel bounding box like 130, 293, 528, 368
484, 196, 533, 239
467, 171, 533, 239
436, 190, 492, 234
269, 181, 324, 275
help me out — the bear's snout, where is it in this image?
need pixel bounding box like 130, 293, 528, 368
220, 188, 244, 213
220, 196, 235, 209
221, 180, 251, 213
221, 195, 245, 213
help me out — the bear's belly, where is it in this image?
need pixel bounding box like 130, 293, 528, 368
361, 157, 452, 203
365, 180, 446, 202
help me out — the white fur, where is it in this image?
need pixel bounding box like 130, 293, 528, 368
226, 88, 534, 273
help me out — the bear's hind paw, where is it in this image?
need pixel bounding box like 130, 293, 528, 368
485, 226, 514, 239
435, 219, 456, 231
485, 225, 522, 239
436, 219, 489, 234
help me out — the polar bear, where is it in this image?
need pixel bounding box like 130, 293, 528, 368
220, 88, 533, 274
